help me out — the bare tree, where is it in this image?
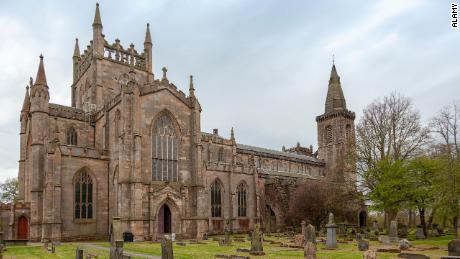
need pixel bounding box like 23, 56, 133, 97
356, 93, 430, 225
286, 180, 361, 228
430, 101, 460, 238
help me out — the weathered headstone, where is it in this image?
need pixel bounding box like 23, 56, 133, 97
326, 213, 337, 249
75, 247, 84, 259
415, 226, 425, 239
400, 225, 408, 238
358, 239, 369, 251
305, 224, 316, 244
51, 242, 56, 253
161, 235, 174, 259
448, 239, 460, 256
301, 220, 306, 237
222, 220, 232, 245
389, 220, 398, 242
372, 220, 379, 231
109, 217, 124, 259
250, 224, 264, 255
203, 232, 208, 240
399, 239, 411, 250
304, 241, 316, 259
356, 233, 362, 241
378, 235, 391, 245
363, 250, 377, 259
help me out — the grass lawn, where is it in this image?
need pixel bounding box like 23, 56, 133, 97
3, 234, 454, 259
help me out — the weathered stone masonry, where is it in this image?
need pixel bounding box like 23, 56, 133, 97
7, 4, 357, 241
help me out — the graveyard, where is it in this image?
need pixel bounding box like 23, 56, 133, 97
1, 230, 458, 258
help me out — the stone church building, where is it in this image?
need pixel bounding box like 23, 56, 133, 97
6, 4, 358, 241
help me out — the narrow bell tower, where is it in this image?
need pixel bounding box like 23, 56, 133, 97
316, 62, 356, 182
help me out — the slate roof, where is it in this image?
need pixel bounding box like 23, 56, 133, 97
236, 143, 324, 165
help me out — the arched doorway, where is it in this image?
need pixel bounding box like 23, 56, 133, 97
158, 204, 172, 234
265, 205, 277, 233
359, 210, 367, 228
17, 216, 28, 240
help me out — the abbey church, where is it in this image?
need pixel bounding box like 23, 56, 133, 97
5, 4, 358, 241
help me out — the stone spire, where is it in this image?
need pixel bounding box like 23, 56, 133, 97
144, 23, 153, 77
230, 127, 235, 141
73, 38, 80, 58
92, 3, 102, 27
144, 23, 152, 45
21, 85, 30, 113
324, 63, 346, 113
189, 75, 195, 96
34, 54, 47, 87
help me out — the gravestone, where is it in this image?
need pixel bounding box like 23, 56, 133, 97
415, 226, 426, 239
250, 224, 264, 255
363, 250, 377, 259
326, 213, 337, 249
75, 247, 84, 259
223, 220, 232, 245
161, 235, 174, 259
51, 242, 56, 253
109, 217, 124, 259
203, 232, 208, 240
378, 235, 391, 245
304, 241, 316, 259
448, 239, 460, 256
372, 220, 379, 231
301, 221, 306, 237
358, 239, 369, 251
400, 225, 408, 238
305, 224, 316, 244
389, 220, 399, 242
397, 252, 430, 259
399, 239, 411, 250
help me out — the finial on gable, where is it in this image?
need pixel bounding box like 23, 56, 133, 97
162, 67, 168, 80
34, 54, 47, 87
230, 127, 235, 140
93, 3, 102, 27
73, 38, 80, 58
189, 75, 195, 96
144, 23, 152, 45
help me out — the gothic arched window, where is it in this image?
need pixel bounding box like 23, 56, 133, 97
237, 182, 247, 217
152, 114, 179, 181
218, 147, 224, 162
74, 169, 93, 219
67, 127, 77, 146
326, 125, 333, 144
211, 180, 222, 217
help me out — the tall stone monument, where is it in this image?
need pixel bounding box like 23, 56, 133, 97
389, 220, 399, 242
305, 224, 316, 244
109, 217, 124, 259
161, 235, 174, 259
326, 213, 337, 249
250, 223, 264, 255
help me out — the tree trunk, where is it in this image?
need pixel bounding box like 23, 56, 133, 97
419, 208, 427, 238
427, 208, 436, 229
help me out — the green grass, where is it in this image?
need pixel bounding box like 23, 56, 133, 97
3, 234, 454, 259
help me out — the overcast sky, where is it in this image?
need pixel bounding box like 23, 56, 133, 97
0, 0, 458, 182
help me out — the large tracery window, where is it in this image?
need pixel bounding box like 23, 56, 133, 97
211, 180, 222, 217
237, 182, 247, 217
152, 114, 179, 181
74, 169, 93, 219
67, 127, 77, 146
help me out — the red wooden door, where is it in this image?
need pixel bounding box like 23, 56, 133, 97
17, 216, 28, 240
